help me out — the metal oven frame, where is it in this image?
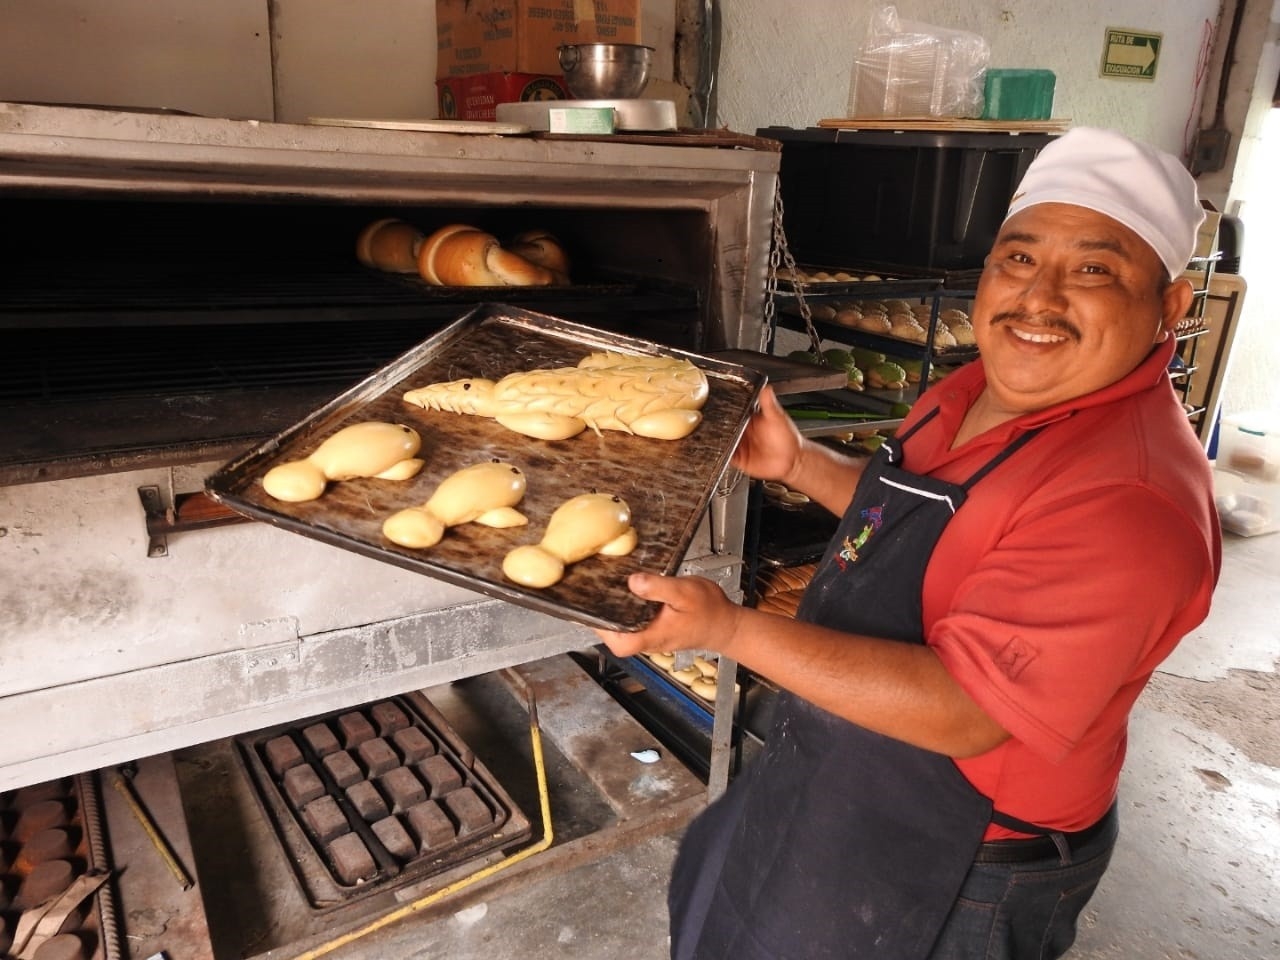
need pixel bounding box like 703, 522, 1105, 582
0, 103, 779, 797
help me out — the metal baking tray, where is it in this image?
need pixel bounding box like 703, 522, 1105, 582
235, 691, 531, 911
205, 304, 766, 632
774, 261, 944, 298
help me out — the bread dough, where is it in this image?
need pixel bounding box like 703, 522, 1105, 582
262, 422, 424, 502
690, 677, 718, 700
502, 492, 637, 588
404, 351, 709, 441
382, 460, 527, 549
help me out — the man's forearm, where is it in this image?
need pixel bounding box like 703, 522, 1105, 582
723, 610, 1010, 759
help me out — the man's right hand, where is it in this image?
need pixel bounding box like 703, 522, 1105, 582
731, 385, 805, 485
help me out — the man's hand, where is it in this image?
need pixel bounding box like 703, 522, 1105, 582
593, 572, 744, 658
731, 385, 805, 485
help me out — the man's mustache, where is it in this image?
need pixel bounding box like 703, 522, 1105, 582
990, 310, 1081, 341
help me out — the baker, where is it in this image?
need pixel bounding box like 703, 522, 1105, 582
595, 127, 1222, 959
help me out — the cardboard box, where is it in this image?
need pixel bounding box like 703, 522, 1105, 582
436, 0, 642, 78
437, 71, 567, 121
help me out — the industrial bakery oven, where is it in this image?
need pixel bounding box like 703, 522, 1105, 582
0, 102, 780, 800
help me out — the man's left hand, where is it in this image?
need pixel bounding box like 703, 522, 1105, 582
593, 572, 744, 658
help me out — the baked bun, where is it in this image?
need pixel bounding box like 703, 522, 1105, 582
507, 229, 571, 283
756, 588, 803, 618
357, 218, 425, 273
834, 308, 863, 327
888, 314, 923, 339
948, 321, 977, 346
854, 312, 892, 334
757, 563, 816, 595
417, 224, 558, 287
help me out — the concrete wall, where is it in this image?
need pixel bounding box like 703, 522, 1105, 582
715, 1, 1221, 157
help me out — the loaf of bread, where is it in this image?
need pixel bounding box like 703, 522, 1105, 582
506, 229, 571, 284
756, 588, 804, 618
356, 218, 425, 273
756, 563, 817, 596
417, 224, 563, 287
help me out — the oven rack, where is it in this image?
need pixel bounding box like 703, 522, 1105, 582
0, 263, 699, 329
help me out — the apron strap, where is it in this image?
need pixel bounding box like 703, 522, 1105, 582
886, 406, 1046, 493
881, 407, 939, 466
959, 426, 1045, 490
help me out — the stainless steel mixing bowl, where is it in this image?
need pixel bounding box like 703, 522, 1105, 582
557, 43, 654, 100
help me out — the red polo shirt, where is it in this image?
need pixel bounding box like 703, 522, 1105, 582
900, 339, 1221, 838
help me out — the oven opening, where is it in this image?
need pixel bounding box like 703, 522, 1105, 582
1, 197, 709, 481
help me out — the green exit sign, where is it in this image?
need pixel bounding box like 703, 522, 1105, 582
1101, 27, 1162, 81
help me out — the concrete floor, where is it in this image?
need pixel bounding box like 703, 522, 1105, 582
250, 529, 1280, 960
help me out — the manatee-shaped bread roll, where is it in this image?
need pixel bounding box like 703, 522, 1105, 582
383, 460, 528, 549
502, 492, 637, 588
262, 422, 424, 503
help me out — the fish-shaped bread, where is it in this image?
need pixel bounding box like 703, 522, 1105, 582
402, 351, 709, 441
502, 492, 637, 588
382, 460, 528, 549
262, 422, 424, 503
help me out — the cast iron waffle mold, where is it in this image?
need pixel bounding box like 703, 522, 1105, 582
237, 692, 532, 910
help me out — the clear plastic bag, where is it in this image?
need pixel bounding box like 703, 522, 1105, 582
846, 6, 990, 119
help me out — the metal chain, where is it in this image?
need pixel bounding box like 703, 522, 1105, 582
766, 189, 824, 357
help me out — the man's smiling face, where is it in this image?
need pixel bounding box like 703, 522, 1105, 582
971, 202, 1193, 416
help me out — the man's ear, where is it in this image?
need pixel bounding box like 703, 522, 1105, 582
1158, 279, 1195, 341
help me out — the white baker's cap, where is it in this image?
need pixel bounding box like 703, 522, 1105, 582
1005, 127, 1205, 281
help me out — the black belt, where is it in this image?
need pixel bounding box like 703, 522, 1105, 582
974, 807, 1116, 864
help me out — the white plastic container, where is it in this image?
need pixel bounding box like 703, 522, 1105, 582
1214, 411, 1280, 536
846, 7, 989, 119
1216, 412, 1280, 482
1214, 469, 1280, 537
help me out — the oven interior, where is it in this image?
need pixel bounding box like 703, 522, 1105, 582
1, 195, 712, 481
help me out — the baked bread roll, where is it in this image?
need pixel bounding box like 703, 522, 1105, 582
834, 308, 863, 327
507, 229, 571, 283
933, 325, 958, 349
854, 312, 892, 334
356, 218, 425, 273
756, 588, 804, 618
757, 563, 816, 595
888, 314, 924, 340
417, 224, 558, 287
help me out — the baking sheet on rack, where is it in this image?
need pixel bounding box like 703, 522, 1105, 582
205, 304, 765, 632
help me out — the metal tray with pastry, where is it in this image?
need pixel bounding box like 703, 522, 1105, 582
205, 304, 765, 632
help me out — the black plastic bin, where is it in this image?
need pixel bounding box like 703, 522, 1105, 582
757, 127, 1055, 270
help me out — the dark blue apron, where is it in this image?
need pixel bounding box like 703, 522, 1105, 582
670, 410, 1045, 959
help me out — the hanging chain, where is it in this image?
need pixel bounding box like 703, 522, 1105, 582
766, 189, 824, 357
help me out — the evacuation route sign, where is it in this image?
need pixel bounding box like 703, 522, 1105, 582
1101, 28, 1161, 81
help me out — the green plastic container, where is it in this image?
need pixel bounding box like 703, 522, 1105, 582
982, 69, 1056, 121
